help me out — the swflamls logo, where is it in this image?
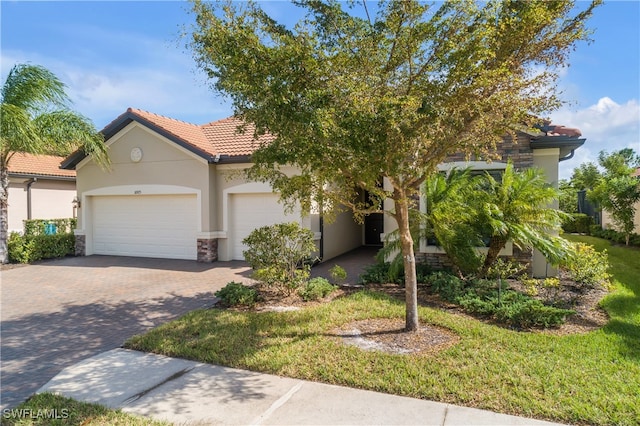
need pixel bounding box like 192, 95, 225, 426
2, 408, 70, 420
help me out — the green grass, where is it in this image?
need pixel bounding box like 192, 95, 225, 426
125, 236, 640, 425
1, 393, 168, 426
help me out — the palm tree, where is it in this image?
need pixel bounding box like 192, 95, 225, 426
1, 63, 109, 263
478, 162, 569, 276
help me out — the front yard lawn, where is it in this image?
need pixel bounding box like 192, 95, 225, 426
2, 393, 168, 426
125, 236, 640, 425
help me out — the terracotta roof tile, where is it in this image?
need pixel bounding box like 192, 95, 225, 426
201, 117, 275, 156
127, 108, 214, 156
8, 153, 76, 178
125, 108, 275, 158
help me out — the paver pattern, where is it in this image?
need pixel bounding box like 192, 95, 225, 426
0, 255, 253, 410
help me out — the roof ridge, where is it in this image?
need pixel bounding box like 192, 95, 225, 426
128, 107, 200, 127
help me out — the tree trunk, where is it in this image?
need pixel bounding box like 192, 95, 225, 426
480, 236, 507, 277
394, 195, 419, 332
0, 162, 10, 264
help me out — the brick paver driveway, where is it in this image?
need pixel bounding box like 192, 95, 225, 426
0, 255, 253, 410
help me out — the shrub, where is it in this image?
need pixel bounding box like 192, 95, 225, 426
23, 218, 77, 236
562, 242, 611, 289
299, 277, 337, 301
484, 258, 526, 280
562, 213, 594, 234
359, 262, 400, 285
329, 265, 347, 284
458, 289, 573, 328
427, 272, 467, 302
215, 282, 259, 307
243, 222, 316, 295
359, 261, 431, 285
8, 232, 75, 263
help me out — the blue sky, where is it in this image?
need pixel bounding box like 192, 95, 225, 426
2, 0, 639, 179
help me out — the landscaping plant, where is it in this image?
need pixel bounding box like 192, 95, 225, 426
242, 222, 316, 296
299, 277, 337, 302
214, 281, 259, 307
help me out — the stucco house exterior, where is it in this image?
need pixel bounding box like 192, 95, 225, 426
63, 108, 585, 277
7, 153, 77, 233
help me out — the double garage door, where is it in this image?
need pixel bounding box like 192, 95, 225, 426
92, 194, 198, 260
90, 192, 298, 261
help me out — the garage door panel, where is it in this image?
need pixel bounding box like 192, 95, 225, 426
230, 193, 299, 260
92, 194, 197, 260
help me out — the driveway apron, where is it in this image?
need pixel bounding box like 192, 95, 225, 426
0, 255, 253, 410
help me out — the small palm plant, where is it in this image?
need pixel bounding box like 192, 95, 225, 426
478, 162, 570, 276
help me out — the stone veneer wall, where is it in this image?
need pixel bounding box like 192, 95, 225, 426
420, 133, 535, 272
197, 238, 218, 263
75, 234, 86, 257
444, 133, 534, 169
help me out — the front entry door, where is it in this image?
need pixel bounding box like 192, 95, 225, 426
364, 213, 384, 246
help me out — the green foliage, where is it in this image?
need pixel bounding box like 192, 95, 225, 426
1, 63, 109, 264
299, 277, 337, 301
423, 169, 485, 274
427, 271, 467, 303
359, 260, 431, 285
23, 218, 77, 236
484, 258, 526, 280
459, 291, 573, 329
8, 231, 74, 263
558, 179, 578, 213
427, 271, 573, 328
215, 282, 259, 307
561, 213, 594, 234
561, 242, 611, 289
587, 149, 640, 246
328, 264, 347, 284
243, 222, 316, 295
190, 0, 601, 330
478, 163, 569, 275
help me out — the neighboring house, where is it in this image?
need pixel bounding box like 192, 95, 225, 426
7, 153, 77, 233
601, 167, 640, 234
62, 108, 585, 277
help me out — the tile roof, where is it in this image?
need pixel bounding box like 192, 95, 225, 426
8, 153, 76, 179
126, 108, 274, 158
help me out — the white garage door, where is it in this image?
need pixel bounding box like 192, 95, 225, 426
92, 194, 198, 260
230, 193, 299, 260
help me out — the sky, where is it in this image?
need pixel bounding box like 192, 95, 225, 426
1, 0, 639, 180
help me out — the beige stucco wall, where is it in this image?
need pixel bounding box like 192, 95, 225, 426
75, 123, 212, 234
8, 177, 76, 232
532, 147, 560, 277
322, 209, 363, 260
602, 203, 640, 234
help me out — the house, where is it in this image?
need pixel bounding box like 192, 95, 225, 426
62, 108, 585, 277
61, 108, 363, 262
7, 153, 77, 233
601, 167, 640, 234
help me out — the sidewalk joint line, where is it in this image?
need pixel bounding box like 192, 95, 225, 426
250, 381, 303, 426
122, 366, 195, 405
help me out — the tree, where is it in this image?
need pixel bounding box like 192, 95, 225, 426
590, 149, 640, 245
1, 64, 109, 263
477, 163, 569, 276
189, 0, 600, 331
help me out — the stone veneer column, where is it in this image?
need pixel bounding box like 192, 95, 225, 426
197, 238, 218, 263
75, 234, 86, 257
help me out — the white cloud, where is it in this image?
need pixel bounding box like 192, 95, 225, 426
551, 97, 640, 180
1, 41, 232, 129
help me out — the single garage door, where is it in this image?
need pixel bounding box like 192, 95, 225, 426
230, 193, 299, 260
92, 194, 198, 260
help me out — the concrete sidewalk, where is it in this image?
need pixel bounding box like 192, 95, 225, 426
38, 349, 564, 426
